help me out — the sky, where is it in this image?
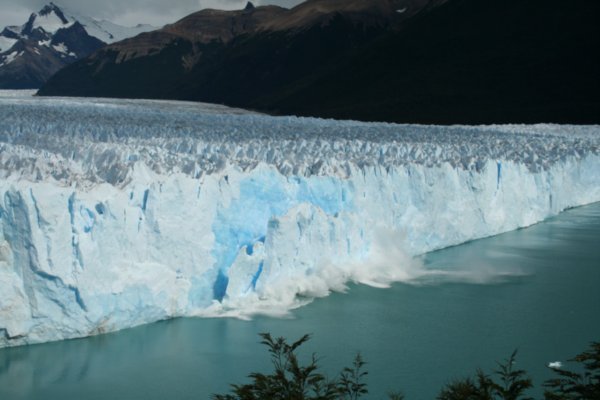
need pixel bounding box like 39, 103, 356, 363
0, 0, 304, 30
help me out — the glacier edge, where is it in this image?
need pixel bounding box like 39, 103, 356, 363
0, 92, 599, 348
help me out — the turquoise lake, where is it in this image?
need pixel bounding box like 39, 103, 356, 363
1, 202, 599, 399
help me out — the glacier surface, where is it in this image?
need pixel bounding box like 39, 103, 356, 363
0, 90, 599, 347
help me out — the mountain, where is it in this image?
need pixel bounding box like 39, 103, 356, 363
38, 0, 600, 124
0, 3, 155, 89
37, 0, 440, 99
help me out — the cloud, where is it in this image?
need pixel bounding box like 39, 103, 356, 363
0, 0, 304, 29
0, 4, 32, 30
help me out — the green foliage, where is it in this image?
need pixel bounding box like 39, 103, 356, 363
437, 351, 532, 400
437, 370, 495, 400
214, 334, 600, 400
338, 353, 368, 399
212, 333, 372, 400
387, 392, 405, 400
491, 351, 533, 400
543, 342, 600, 400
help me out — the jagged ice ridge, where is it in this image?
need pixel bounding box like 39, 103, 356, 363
0, 91, 599, 347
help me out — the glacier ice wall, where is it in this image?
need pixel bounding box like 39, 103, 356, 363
0, 91, 599, 347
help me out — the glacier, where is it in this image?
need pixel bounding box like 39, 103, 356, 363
0, 90, 599, 347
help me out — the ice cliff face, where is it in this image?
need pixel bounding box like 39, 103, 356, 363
0, 91, 599, 347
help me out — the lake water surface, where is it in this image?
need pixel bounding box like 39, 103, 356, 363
1, 203, 599, 399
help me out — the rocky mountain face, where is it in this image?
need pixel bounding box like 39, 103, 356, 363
37, 0, 443, 97
0, 3, 155, 89
38, 0, 600, 124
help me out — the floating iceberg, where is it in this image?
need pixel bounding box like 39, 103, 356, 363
0, 91, 599, 347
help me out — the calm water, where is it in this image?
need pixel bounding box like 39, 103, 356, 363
1, 203, 599, 399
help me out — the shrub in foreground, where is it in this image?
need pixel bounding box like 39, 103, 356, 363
543, 342, 600, 400
213, 336, 599, 400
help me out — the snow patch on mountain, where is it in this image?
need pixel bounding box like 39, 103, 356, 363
0, 3, 157, 89
0, 36, 16, 52
33, 6, 73, 34
40, 2, 156, 43
51, 42, 68, 53
0, 3, 155, 51
0, 91, 598, 347
69, 15, 156, 44
0, 51, 22, 66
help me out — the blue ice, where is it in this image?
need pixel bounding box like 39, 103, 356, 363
208, 170, 353, 301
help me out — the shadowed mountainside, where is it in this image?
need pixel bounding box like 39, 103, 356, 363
39, 0, 600, 124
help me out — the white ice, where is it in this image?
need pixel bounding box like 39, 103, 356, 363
548, 361, 562, 369
0, 90, 598, 347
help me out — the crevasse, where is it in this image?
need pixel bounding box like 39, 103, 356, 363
0, 92, 599, 347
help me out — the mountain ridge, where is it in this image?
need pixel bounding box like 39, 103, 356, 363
38, 0, 600, 124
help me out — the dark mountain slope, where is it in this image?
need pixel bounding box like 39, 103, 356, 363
39, 0, 600, 124
175, 15, 390, 105
261, 0, 600, 124
39, 0, 418, 98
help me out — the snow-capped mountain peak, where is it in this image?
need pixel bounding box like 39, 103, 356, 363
13, 2, 155, 44
53, 3, 156, 44
34, 2, 72, 33
0, 3, 157, 89
18, 3, 70, 38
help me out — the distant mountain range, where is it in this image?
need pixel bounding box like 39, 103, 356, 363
0, 2, 155, 89
38, 0, 600, 124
